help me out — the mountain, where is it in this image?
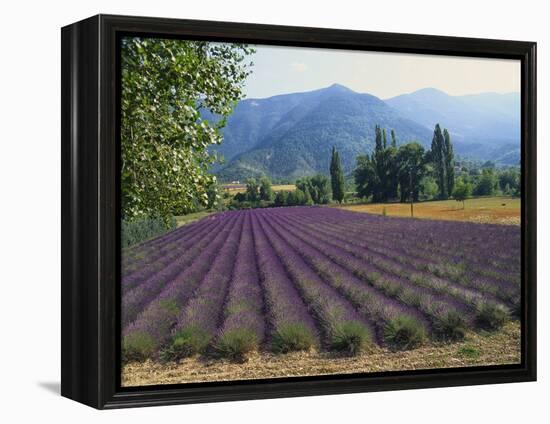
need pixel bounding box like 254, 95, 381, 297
459, 92, 520, 121
213, 85, 520, 182
204, 90, 317, 165
215, 84, 431, 181
385, 88, 520, 163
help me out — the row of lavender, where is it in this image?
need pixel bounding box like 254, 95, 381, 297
121, 207, 520, 362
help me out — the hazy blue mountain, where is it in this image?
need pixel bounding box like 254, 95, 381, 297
459, 92, 520, 121
385, 88, 520, 160
204, 89, 323, 164
213, 85, 520, 182
215, 84, 431, 181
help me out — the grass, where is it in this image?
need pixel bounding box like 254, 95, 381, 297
335, 196, 520, 225
174, 211, 213, 228
458, 345, 481, 359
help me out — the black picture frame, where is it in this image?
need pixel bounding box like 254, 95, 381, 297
61, 14, 537, 409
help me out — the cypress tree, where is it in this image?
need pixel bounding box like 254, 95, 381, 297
391, 129, 397, 148
330, 146, 337, 195
373, 126, 385, 201
330, 146, 345, 203
388, 129, 399, 199
431, 124, 447, 199
374, 125, 383, 156
444, 129, 455, 198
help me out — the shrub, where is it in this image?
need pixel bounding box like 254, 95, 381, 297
398, 289, 422, 308
272, 323, 316, 353
122, 331, 156, 362
331, 321, 372, 355
433, 310, 467, 341
274, 191, 289, 207
379, 279, 402, 298
384, 315, 426, 350
162, 326, 211, 361
475, 302, 509, 330
121, 215, 177, 248
215, 328, 259, 359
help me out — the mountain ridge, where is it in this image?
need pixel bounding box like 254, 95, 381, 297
212, 84, 520, 182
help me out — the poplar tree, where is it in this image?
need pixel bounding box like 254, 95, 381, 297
120, 38, 255, 219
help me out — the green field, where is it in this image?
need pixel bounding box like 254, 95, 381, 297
174, 211, 213, 228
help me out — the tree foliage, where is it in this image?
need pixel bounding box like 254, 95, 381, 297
452, 178, 473, 208
474, 168, 498, 196
374, 127, 399, 200
231, 175, 329, 209
330, 147, 345, 203
245, 178, 260, 202
354, 127, 430, 203
354, 126, 400, 202
444, 129, 455, 197
419, 175, 439, 200
430, 124, 455, 200
498, 168, 520, 195
296, 175, 331, 205
120, 37, 254, 219
259, 176, 273, 201
395, 142, 427, 202
274, 191, 288, 207
354, 154, 378, 200
431, 124, 446, 199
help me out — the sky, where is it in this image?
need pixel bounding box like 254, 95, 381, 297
242, 44, 520, 100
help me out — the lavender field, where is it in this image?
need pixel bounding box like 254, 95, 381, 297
122, 206, 520, 363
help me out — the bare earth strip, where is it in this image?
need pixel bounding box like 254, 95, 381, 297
122, 321, 520, 387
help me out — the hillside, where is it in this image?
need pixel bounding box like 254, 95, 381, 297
213, 85, 520, 182
386, 88, 520, 164
215, 84, 431, 181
